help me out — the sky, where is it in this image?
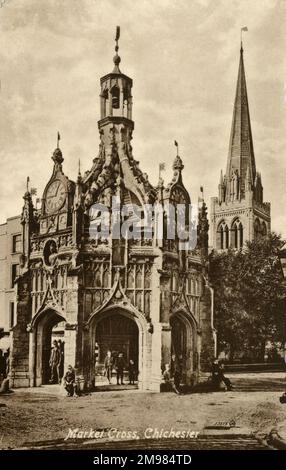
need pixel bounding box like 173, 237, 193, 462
0, 0, 285, 235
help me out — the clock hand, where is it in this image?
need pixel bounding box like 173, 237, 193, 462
54, 182, 61, 197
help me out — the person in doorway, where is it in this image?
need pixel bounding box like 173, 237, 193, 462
128, 359, 136, 385
49, 340, 60, 384
116, 352, 126, 385
57, 340, 65, 384
211, 359, 233, 391
104, 350, 114, 384
171, 354, 182, 395
162, 363, 172, 392
63, 365, 78, 397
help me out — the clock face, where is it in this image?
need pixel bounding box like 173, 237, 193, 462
46, 180, 66, 214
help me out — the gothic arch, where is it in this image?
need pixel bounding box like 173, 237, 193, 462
29, 307, 66, 387
110, 84, 120, 109
88, 304, 149, 390
216, 220, 229, 249
254, 218, 261, 239
231, 218, 243, 249
170, 309, 198, 385
261, 221, 267, 237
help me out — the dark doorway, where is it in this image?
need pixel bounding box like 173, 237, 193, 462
170, 315, 188, 384
95, 312, 139, 384
35, 310, 65, 386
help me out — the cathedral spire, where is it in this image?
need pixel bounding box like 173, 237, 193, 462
226, 43, 256, 198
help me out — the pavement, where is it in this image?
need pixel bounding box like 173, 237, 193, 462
0, 371, 286, 450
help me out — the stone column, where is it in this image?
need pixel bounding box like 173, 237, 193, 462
9, 273, 31, 388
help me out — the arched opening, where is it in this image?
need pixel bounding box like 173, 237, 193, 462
239, 222, 243, 247
93, 310, 139, 387
111, 85, 120, 109
231, 219, 243, 249
254, 218, 261, 240
225, 225, 229, 249
216, 221, 229, 250
170, 312, 196, 386
100, 88, 109, 118
33, 309, 65, 386
261, 221, 267, 237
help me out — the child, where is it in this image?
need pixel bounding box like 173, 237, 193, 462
128, 359, 136, 385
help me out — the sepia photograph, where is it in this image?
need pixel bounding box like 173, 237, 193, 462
0, 0, 286, 463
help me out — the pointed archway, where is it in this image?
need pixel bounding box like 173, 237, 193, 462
170, 310, 197, 386
30, 308, 66, 386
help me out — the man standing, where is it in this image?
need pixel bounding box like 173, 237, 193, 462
104, 350, 114, 384
116, 352, 125, 385
57, 340, 64, 384
49, 340, 60, 384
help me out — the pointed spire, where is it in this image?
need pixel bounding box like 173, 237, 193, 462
220, 169, 223, 185
226, 42, 256, 199
112, 26, 121, 73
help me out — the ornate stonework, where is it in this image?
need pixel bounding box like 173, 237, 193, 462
9, 30, 215, 392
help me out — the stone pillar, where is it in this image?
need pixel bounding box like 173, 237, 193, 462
28, 329, 36, 387
65, 273, 83, 388
149, 322, 163, 391
9, 273, 31, 388
199, 282, 216, 374
161, 323, 171, 372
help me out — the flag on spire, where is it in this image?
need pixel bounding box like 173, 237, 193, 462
241, 26, 248, 32
115, 26, 120, 42
57, 131, 61, 147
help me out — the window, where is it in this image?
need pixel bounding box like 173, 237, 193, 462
217, 222, 229, 250
231, 219, 243, 249
111, 85, 120, 109
11, 264, 19, 287
12, 234, 21, 253
9, 302, 15, 328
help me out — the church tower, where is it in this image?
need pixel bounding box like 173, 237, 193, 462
210, 43, 271, 250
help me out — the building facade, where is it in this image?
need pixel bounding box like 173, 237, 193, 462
210, 45, 271, 250
0, 216, 21, 352
9, 31, 215, 391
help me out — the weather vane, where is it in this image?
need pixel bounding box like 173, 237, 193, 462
115, 26, 120, 54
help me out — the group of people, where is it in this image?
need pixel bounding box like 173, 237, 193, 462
163, 355, 233, 394
104, 350, 137, 385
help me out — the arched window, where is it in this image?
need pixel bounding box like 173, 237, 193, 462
239, 223, 243, 248
234, 224, 238, 248
217, 221, 229, 250
111, 85, 120, 109
254, 219, 261, 240
100, 88, 109, 118
231, 219, 243, 249
261, 222, 267, 237
225, 225, 229, 249
220, 225, 223, 249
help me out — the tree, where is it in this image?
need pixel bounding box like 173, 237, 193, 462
209, 232, 286, 361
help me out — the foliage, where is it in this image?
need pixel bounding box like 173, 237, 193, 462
209, 233, 286, 359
